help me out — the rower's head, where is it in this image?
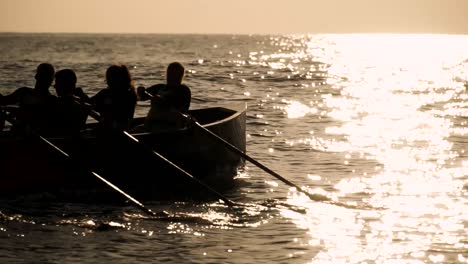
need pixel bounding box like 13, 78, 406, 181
35, 63, 55, 90
54, 69, 77, 97
166, 62, 185, 86
106, 64, 134, 91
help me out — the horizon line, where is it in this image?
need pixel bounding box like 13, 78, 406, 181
0, 31, 467, 37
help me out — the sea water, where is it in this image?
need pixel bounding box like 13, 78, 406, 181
0, 33, 467, 264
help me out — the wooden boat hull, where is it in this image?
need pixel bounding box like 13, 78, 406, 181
0, 104, 246, 201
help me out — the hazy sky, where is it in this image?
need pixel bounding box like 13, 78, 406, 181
1, 0, 468, 34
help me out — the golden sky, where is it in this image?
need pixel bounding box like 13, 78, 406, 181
1, 0, 468, 34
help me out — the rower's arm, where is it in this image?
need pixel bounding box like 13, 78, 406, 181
0, 88, 26, 106
137, 87, 151, 101
137, 84, 164, 101
74, 87, 91, 104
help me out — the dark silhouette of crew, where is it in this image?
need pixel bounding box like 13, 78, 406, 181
137, 62, 192, 131
77, 64, 137, 131
0, 63, 57, 135
50, 69, 88, 136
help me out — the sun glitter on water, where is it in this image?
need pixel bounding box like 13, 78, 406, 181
263, 34, 468, 263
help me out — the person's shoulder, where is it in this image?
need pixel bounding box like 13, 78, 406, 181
10, 87, 35, 99
15, 87, 34, 95
17, 86, 33, 91
180, 84, 190, 90
170, 84, 190, 91
179, 84, 191, 95
94, 88, 111, 98
151, 83, 166, 88
97, 88, 111, 95
90, 88, 112, 104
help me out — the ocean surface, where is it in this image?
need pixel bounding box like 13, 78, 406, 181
0, 33, 467, 263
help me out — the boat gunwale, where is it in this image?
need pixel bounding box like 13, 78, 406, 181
129, 103, 247, 137
0, 103, 247, 142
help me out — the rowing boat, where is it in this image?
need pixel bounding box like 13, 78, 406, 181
0, 104, 246, 201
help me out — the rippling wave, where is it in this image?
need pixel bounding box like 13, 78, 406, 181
0, 33, 467, 264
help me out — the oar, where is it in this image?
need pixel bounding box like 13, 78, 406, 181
138, 90, 326, 202
191, 121, 330, 201
122, 130, 235, 206
193, 122, 373, 209
78, 101, 236, 206
140, 92, 369, 208
192, 97, 208, 103
137, 86, 208, 103
2, 109, 159, 217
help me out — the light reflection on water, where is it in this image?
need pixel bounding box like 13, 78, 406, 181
275, 35, 468, 263
0, 33, 467, 263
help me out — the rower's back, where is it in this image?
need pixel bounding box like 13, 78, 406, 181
92, 65, 137, 132
0, 63, 57, 135
51, 69, 88, 136
143, 62, 192, 132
